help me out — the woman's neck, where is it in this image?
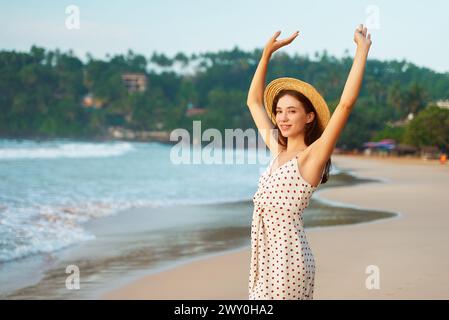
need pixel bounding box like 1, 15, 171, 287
284, 134, 308, 154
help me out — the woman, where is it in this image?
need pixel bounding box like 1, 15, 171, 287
247, 24, 372, 300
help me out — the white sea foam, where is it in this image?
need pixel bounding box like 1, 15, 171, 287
0, 142, 134, 160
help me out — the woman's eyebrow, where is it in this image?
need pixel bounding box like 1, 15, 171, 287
276, 106, 297, 110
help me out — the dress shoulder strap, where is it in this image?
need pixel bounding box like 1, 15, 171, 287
272, 149, 283, 161
268, 149, 283, 172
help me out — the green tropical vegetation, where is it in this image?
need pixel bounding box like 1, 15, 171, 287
0, 45, 448, 151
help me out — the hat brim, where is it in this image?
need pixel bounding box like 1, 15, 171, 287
263, 77, 331, 132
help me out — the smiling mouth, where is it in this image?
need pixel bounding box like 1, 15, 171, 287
280, 125, 292, 130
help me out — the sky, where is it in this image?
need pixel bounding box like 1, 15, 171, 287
0, 0, 448, 73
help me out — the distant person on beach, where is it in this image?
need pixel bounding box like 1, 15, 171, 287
246, 24, 372, 300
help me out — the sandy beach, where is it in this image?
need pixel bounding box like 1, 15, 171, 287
100, 154, 449, 300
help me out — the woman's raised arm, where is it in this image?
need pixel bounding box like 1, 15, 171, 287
308, 24, 372, 166
339, 24, 372, 108
246, 31, 299, 152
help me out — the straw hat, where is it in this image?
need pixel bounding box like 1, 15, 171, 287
263, 77, 331, 132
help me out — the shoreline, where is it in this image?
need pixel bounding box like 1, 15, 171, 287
2, 135, 446, 161
1, 164, 392, 299
100, 154, 449, 299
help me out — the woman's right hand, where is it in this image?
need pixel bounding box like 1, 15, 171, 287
263, 30, 300, 57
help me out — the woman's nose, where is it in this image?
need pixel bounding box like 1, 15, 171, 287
280, 112, 289, 121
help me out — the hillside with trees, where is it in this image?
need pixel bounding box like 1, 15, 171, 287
0, 45, 448, 151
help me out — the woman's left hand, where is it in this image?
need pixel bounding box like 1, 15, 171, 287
354, 24, 372, 51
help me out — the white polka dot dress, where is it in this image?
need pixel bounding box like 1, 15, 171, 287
249, 151, 324, 300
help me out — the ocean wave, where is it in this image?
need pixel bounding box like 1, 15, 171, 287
0, 142, 134, 160
0, 199, 132, 263
0, 194, 257, 263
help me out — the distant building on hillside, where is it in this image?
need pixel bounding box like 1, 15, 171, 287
185, 102, 207, 117
386, 113, 414, 127
435, 99, 449, 109
81, 93, 104, 109
121, 73, 147, 93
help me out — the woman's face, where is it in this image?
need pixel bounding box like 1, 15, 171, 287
275, 94, 312, 137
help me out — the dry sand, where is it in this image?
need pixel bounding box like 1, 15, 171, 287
101, 154, 449, 299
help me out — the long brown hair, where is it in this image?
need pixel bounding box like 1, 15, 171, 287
271, 89, 332, 184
